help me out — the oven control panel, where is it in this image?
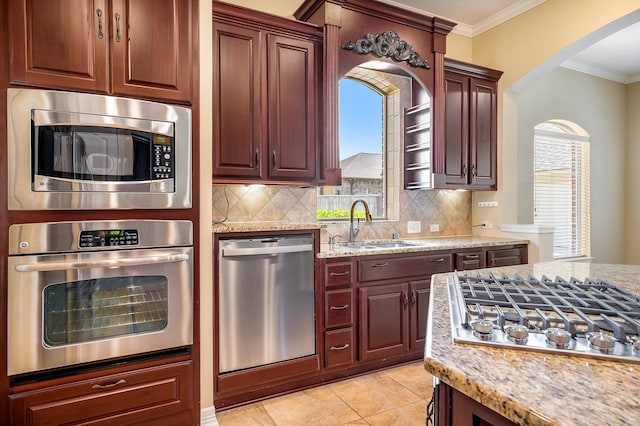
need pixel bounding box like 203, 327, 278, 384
79, 229, 139, 247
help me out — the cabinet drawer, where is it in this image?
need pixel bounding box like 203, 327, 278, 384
10, 360, 193, 425
326, 289, 354, 329
325, 328, 354, 368
488, 248, 523, 267
325, 261, 354, 287
359, 256, 426, 283
455, 251, 487, 270
359, 254, 453, 283
425, 253, 455, 274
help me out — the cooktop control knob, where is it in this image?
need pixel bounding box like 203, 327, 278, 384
546, 328, 572, 348
505, 324, 529, 344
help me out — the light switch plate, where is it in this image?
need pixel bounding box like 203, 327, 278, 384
407, 221, 421, 233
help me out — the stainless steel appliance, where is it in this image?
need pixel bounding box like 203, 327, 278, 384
7, 88, 192, 210
218, 235, 315, 373
449, 271, 640, 363
7, 220, 193, 376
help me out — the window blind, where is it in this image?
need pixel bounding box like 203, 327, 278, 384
534, 125, 590, 259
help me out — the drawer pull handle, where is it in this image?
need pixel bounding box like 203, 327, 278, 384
429, 258, 445, 262
92, 379, 126, 390
330, 304, 350, 310
330, 344, 350, 351
114, 13, 121, 43
372, 262, 388, 268
330, 271, 350, 277
465, 255, 479, 259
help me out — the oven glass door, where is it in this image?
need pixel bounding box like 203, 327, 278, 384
43, 275, 169, 347
7, 247, 193, 376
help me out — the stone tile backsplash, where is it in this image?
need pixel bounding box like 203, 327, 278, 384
213, 184, 471, 242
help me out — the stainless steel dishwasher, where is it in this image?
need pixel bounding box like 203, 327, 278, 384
218, 234, 315, 373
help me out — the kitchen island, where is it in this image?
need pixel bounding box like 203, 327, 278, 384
425, 262, 640, 426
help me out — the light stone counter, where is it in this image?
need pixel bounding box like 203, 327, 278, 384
424, 262, 640, 426
319, 236, 529, 258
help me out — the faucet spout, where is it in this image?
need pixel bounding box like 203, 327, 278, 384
349, 199, 373, 242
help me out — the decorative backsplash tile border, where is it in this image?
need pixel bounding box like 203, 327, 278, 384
213, 184, 471, 241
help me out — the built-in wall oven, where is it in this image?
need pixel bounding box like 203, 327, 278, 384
7, 220, 193, 377
6, 88, 191, 210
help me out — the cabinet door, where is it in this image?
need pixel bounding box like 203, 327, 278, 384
443, 72, 470, 186
213, 21, 263, 179
409, 280, 430, 352
469, 78, 497, 188
359, 283, 409, 361
267, 34, 317, 180
9, 0, 110, 92
488, 247, 526, 267
111, 0, 193, 102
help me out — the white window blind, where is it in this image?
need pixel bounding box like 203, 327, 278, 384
533, 122, 590, 259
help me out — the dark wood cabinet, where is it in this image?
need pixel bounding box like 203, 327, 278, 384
359, 282, 410, 361
9, 0, 193, 103
323, 258, 356, 369
358, 253, 451, 361
213, 2, 321, 184
9, 360, 194, 426
443, 59, 503, 190
434, 381, 517, 426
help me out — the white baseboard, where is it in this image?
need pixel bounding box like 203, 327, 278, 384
201, 406, 219, 426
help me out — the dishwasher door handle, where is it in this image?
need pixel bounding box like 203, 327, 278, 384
222, 244, 313, 257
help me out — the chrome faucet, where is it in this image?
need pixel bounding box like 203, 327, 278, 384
349, 199, 373, 242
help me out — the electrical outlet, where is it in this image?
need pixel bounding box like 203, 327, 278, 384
429, 224, 439, 232
482, 221, 493, 229
407, 221, 421, 233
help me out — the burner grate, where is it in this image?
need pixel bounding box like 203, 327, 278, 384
449, 272, 640, 362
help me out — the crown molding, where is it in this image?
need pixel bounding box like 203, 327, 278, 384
561, 59, 640, 85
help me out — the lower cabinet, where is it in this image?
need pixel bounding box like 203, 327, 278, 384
10, 360, 194, 426
434, 381, 517, 426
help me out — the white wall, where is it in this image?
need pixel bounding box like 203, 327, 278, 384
626, 82, 640, 264
515, 67, 627, 263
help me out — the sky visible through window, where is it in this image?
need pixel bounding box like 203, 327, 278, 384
339, 79, 383, 159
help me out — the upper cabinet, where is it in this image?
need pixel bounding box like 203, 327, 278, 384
213, 2, 322, 184
443, 58, 503, 190
8, 0, 194, 104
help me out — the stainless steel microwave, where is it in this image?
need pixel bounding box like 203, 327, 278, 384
7, 88, 192, 210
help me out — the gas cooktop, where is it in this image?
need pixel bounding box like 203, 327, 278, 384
448, 271, 640, 363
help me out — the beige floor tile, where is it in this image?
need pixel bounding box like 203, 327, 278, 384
382, 362, 434, 399
261, 386, 361, 426
364, 399, 428, 426
328, 371, 422, 418
216, 403, 277, 426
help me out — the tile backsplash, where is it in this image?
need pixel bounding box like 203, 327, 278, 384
213, 184, 471, 242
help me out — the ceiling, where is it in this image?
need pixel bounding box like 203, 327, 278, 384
382, 0, 640, 84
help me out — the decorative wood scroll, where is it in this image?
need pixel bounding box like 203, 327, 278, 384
342, 30, 431, 69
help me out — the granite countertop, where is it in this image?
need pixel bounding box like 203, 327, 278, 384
319, 236, 529, 258
213, 222, 325, 233
424, 262, 640, 426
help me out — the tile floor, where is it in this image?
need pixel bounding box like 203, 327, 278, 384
216, 362, 433, 426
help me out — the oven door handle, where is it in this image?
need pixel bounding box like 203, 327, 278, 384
14, 253, 190, 272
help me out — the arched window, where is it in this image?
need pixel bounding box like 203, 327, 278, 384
533, 120, 590, 258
